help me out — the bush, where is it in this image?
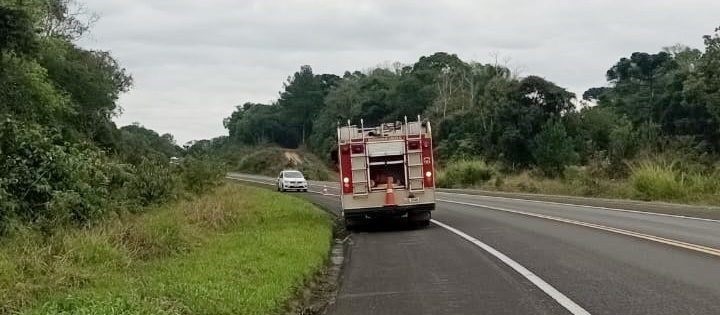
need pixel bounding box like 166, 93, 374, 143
0, 120, 117, 232
126, 158, 179, 207
439, 159, 495, 188
630, 161, 686, 200
0, 119, 228, 234
562, 165, 602, 196
179, 156, 226, 195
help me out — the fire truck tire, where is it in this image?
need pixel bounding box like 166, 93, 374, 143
344, 217, 362, 230
409, 211, 431, 228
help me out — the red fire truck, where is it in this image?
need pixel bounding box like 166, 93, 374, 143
336, 116, 436, 228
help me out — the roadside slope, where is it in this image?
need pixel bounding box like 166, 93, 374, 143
227, 146, 336, 181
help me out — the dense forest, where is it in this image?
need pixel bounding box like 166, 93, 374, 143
0, 0, 222, 234
220, 26, 720, 202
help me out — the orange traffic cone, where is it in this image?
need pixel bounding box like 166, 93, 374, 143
384, 176, 397, 206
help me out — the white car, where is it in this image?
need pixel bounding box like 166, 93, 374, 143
277, 170, 308, 192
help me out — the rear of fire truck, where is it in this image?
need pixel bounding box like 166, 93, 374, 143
336, 116, 436, 228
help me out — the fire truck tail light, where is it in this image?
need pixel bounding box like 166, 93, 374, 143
339, 144, 353, 194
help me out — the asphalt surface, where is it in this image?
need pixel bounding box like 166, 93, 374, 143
227, 173, 720, 315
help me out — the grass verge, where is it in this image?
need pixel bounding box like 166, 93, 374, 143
437, 159, 720, 207
0, 184, 333, 315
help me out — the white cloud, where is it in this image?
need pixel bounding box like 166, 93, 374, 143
78, 0, 720, 144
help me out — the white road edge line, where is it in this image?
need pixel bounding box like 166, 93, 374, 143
431, 219, 592, 315
437, 190, 720, 224
438, 198, 720, 258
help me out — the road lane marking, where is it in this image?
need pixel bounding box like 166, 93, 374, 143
431, 219, 592, 315
438, 190, 720, 223
438, 198, 720, 258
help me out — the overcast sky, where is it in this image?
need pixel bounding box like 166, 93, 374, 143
78, 0, 720, 144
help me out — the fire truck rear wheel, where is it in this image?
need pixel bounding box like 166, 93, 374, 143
344, 217, 362, 230
409, 211, 431, 228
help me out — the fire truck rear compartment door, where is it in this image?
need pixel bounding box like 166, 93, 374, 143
367, 142, 405, 157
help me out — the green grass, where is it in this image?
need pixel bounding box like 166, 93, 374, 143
0, 184, 333, 315
629, 160, 687, 200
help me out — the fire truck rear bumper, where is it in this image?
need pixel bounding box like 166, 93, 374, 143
343, 203, 435, 217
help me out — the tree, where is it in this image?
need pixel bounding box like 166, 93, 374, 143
278, 65, 339, 145
582, 87, 610, 102
604, 51, 677, 124
532, 119, 578, 176
38, 0, 98, 40
0, 6, 37, 56
116, 124, 183, 164
587, 31, 720, 153
37, 40, 133, 145
687, 26, 720, 129
224, 102, 297, 147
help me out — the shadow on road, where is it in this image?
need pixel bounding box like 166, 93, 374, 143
349, 217, 433, 233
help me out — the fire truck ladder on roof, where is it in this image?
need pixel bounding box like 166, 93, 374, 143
405, 116, 425, 192
349, 119, 369, 196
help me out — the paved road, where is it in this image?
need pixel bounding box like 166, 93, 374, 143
227, 173, 720, 315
